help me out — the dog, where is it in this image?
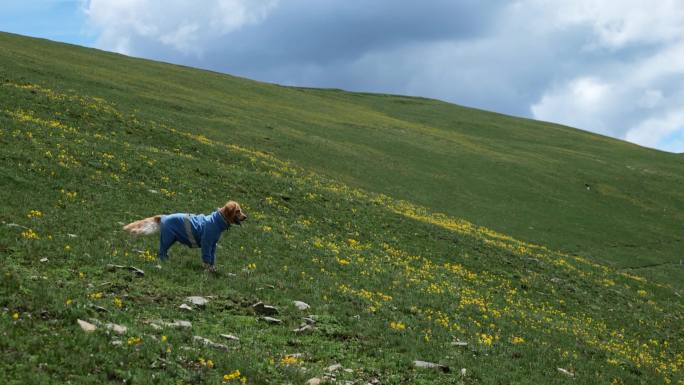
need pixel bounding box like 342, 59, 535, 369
123, 201, 247, 271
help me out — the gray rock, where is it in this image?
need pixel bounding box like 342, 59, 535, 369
150, 319, 192, 329
306, 378, 324, 385
40, 258, 48, 263
252, 302, 279, 316
557, 368, 574, 377
413, 360, 450, 373
89, 318, 127, 335
293, 301, 310, 311
193, 336, 230, 352
179, 303, 193, 311
220, 334, 240, 342
325, 363, 343, 372
451, 340, 468, 347
185, 296, 209, 306
106, 323, 128, 335
293, 324, 314, 334
261, 316, 282, 324
106, 264, 144, 277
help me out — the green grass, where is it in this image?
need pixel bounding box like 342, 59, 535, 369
0, 32, 682, 384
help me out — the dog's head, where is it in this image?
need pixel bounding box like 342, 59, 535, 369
220, 201, 247, 226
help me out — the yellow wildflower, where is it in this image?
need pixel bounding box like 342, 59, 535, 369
21, 229, 39, 240
479, 333, 494, 346
113, 297, 123, 308
280, 355, 300, 365
66, 299, 73, 306
12, 312, 19, 320
389, 321, 406, 331
27, 210, 43, 218
511, 336, 525, 344
161, 335, 167, 342
127, 336, 142, 345
224, 370, 241, 381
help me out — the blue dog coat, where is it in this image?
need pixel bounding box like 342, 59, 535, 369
158, 210, 230, 266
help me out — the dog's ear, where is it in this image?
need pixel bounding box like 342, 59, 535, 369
221, 201, 237, 223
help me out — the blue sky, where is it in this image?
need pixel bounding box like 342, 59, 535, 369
2, 0, 684, 153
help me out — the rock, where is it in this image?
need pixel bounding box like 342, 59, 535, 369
92, 305, 109, 313
460, 368, 467, 376
325, 363, 343, 372
148, 319, 192, 329
179, 303, 193, 311
293, 301, 310, 311
169, 320, 192, 328
67, 233, 78, 238
40, 258, 48, 263
185, 296, 209, 306
557, 368, 574, 377
106, 323, 128, 335
111, 340, 123, 346
77, 319, 97, 332
451, 340, 468, 347
252, 302, 279, 316
344, 369, 353, 374
106, 264, 144, 277
306, 378, 324, 385
261, 316, 282, 324
303, 316, 317, 324
412, 360, 450, 373
193, 336, 230, 352
148, 189, 158, 194
88, 319, 127, 335
293, 324, 314, 334
220, 334, 240, 342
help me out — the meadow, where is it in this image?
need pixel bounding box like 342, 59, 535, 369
0, 32, 682, 384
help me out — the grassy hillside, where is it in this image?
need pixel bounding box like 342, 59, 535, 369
1, 32, 682, 384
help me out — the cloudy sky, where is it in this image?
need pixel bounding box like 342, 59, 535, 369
3, 1, 684, 153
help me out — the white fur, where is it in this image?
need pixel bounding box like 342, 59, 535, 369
138, 220, 160, 235
123, 218, 160, 235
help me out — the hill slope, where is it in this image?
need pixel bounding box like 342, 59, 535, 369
1, 32, 682, 384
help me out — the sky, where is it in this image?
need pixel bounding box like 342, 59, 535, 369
2, 1, 684, 153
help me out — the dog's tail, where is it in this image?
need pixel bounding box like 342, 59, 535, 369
122, 215, 161, 235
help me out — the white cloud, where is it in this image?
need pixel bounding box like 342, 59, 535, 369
524, 0, 684, 152
82, 0, 278, 55
528, 0, 684, 49
625, 109, 684, 149
531, 77, 616, 136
